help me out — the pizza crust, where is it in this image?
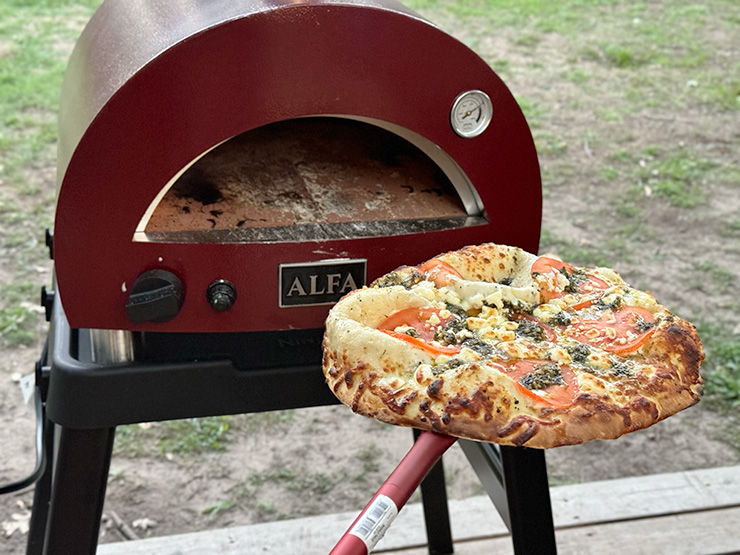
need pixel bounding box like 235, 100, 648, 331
322, 243, 704, 448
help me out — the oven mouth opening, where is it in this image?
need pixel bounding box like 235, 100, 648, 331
134, 116, 486, 244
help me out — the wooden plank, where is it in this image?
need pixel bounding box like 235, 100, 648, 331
550, 464, 740, 528
97, 465, 740, 555
384, 506, 740, 555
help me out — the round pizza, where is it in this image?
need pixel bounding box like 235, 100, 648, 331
322, 243, 704, 448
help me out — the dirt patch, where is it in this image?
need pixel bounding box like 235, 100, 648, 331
2, 2, 739, 553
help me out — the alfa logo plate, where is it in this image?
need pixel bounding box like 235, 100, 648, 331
279, 259, 367, 307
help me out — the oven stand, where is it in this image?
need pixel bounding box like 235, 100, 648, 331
459, 440, 557, 554
26, 292, 556, 554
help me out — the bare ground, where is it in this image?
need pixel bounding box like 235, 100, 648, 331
2, 2, 739, 553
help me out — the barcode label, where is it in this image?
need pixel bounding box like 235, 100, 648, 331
349, 494, 398, 553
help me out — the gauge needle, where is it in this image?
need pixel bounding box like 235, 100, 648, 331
462, 104, 482, 119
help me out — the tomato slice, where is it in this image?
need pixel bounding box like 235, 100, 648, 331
378, 307, 461, 355
569, 306, 656, 354
531, 256, 576, 276
379, 329, 462, 356
418, 258, 463, 287
531, 256, 609, 304
502, 359, 578, 408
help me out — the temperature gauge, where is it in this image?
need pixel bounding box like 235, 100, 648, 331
450, 90, 493, 138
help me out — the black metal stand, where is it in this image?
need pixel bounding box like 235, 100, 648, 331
459, 440, 557, 554
44, 427, 115, 554
26, 416, 54, 555
26, 292, 557, 554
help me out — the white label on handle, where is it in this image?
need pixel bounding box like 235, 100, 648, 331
349, 494, 398, 553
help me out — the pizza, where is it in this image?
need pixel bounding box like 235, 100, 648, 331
322, 243, 704, 448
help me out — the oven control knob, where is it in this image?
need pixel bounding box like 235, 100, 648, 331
125, 269, 184, 323
207, 279, 237, 312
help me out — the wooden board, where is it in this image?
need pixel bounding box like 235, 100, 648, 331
97, 464, 740, 555
388, 507, 740, 555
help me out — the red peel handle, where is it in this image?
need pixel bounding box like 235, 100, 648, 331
330, 431, 457, 555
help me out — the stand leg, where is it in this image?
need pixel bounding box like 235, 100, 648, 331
26, 418, 55, 555
500, 446, 556, 555
414, 429, 454, 555
42, 426, 115, 555
459, 440, 557, 555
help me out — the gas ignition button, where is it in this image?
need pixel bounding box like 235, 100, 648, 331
207, 279, 237, 312
125, 269, 184, 323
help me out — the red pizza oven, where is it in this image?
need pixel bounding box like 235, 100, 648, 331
29, 3, 551, 554
53, 0, 542, 334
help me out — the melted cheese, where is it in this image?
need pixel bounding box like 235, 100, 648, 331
444, 280, 539, 311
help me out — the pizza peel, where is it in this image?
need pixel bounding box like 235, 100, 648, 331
330, 431, 457, 555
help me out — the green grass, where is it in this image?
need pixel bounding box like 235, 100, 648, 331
114, 416, 231, 457
203, 466, 332, 522
0, 3, 98, 185
408, 0, 622, 33
515, 96, 548, 129
693, 260, 736, 294
0, 1, 101, 348
249, 467, 334, 495
232, 410, 295, 433
0, 282, 43, 347
410, 0, 738, 114
349, 443, 384, 482
697, 322, 740, 416
606, 145, 719, 210
113, 411, 295, 458
539, 228, 616, 268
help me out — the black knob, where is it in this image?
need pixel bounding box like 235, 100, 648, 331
207, 280, 237, 312
125, 269, 184, 323
40, 286, 55, 322
45, 228, 54, 260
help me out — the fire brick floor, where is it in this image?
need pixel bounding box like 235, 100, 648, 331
98, 464, 740, 555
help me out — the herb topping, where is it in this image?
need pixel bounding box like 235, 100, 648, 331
520, 363, 564, 390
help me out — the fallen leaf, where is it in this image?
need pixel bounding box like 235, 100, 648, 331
132, 517, 157, 531
2, 511, 31, 537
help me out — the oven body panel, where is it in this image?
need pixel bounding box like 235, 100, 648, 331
54, 0, 541, 332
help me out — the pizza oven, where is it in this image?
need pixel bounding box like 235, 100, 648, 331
27, 1, 552, 554
53, 0, 541, 335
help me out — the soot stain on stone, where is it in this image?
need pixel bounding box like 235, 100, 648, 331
173, 167, 223, 205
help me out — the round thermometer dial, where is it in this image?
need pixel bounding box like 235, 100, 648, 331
450, 90, 493, 138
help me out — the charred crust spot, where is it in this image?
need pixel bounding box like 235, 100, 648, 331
351, 382, 366, 412
497, 416, 539, 446
443, 386, 494, 421
514, 422, 539, 446
441, 412, 451, 425
418, 400, 442, 429
384, 397, 408, 415
344, 370, 354, 388
630, 396, 659, 422
377, 384, 417, 415
617, 407, 632, 428
427, 378, 444, 399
